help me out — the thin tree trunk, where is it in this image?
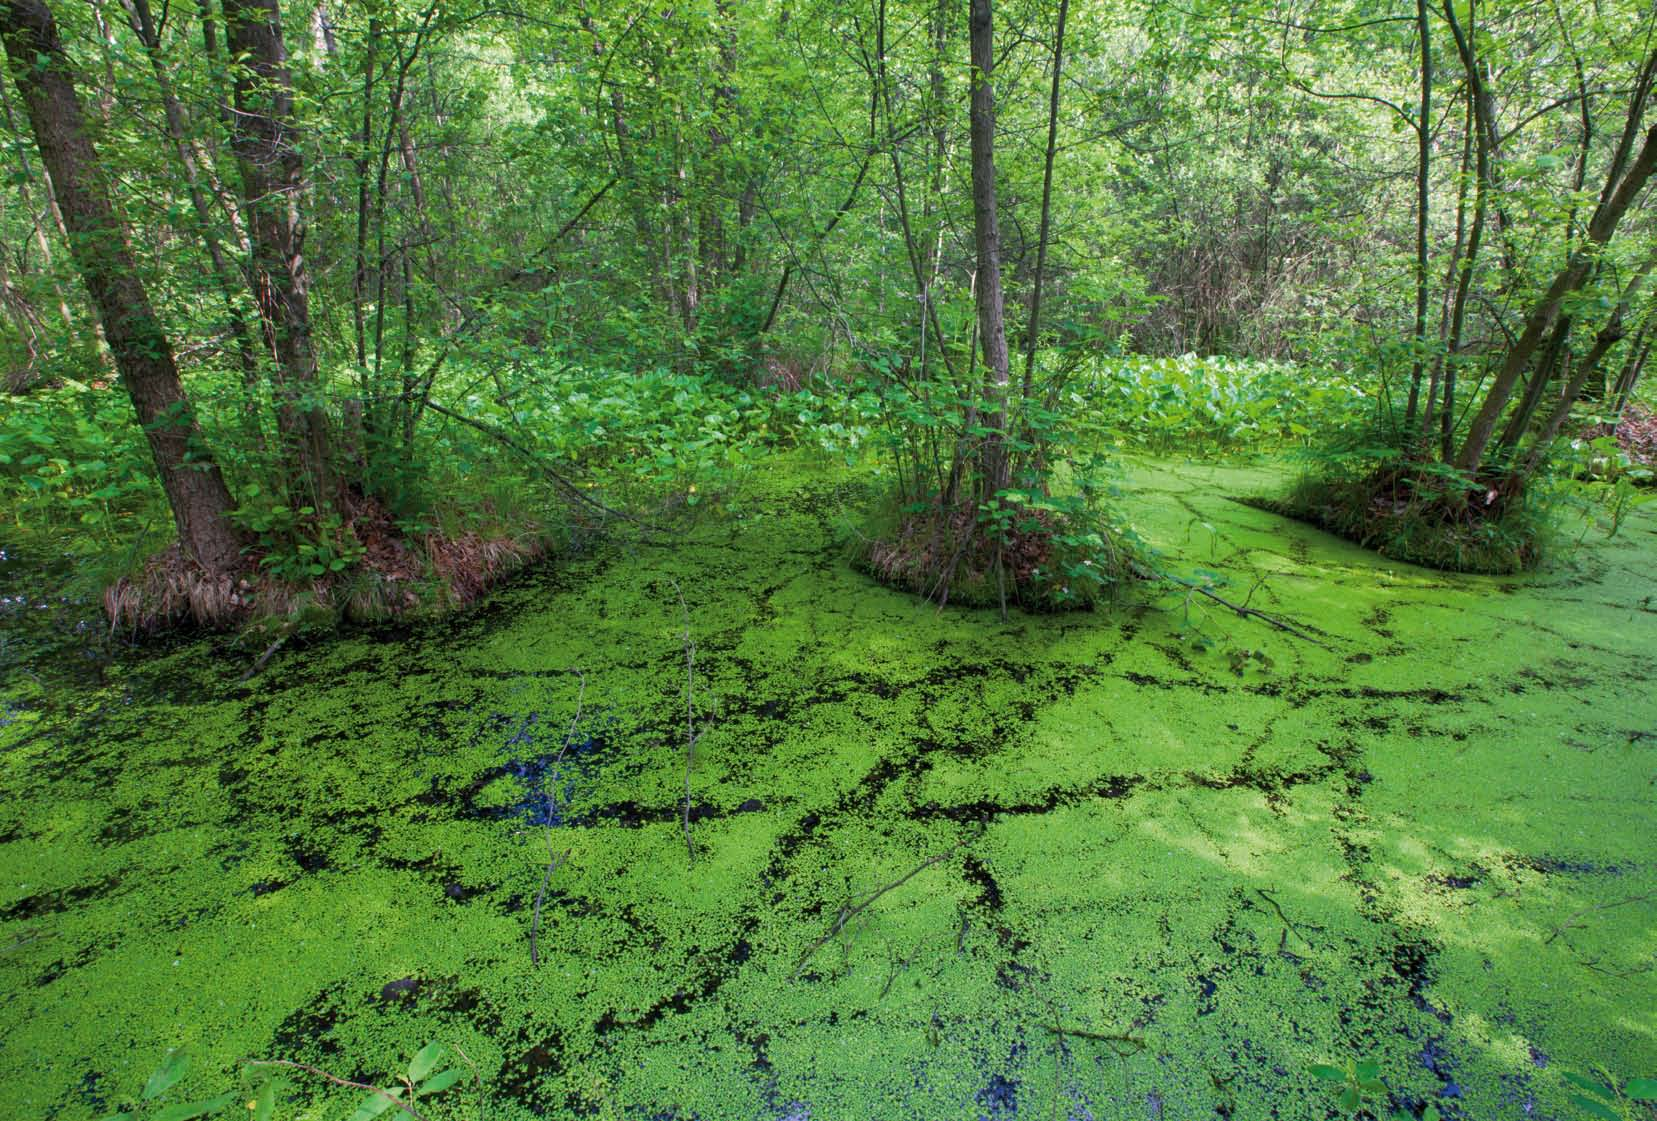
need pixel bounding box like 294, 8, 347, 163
1021, 0, 1068, 410
968, 0, 1011, 496
222, 0, 334, 502
1519, 258, 1656, 476
1455, 100, 1657, 472
1440, 0, 1490, 461
0, 78, 74, 334
353, 14, 377, 374
1403, 0, 1432, 434
1, 0, 243, 573
1611, 313, 1652, 417
119, 0, 262, 406
1425, 86, 1475, 436
1497, 312, 1575, 450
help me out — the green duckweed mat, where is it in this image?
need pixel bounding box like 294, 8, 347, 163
1, 455, 1653, 1120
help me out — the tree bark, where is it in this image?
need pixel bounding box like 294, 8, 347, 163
968, 0, 1011, 496
0, 0, 243, 573
221, 0, 333, 501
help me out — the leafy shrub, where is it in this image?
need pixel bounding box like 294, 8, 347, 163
1077, 353, 1370, 453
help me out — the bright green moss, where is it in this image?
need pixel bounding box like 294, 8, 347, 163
0, 455, 1652, 1120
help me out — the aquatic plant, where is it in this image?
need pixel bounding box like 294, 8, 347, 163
1562, 1068, 1657, 1120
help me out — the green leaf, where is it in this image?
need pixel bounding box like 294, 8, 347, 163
251, 1079, 277, 1121
1627, 1079, 1657, 1100
1339, 1085, 1361, 1110
1565, 1072, 1615, 1100
1567, 1095, 1622, 1121
350, 1090, 401, 1121
416, 1068, 464, 1095
1358, 1079, 1387, 1095
407, 1042, 446, 1083
1355, 1060, 1381, 1080
1423, 1107, 1441, 1121
152, 1092, 237, 1121
143, 1050, 191, 1100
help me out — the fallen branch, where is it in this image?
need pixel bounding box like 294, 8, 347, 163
1255, 887, 1313, 948
530, 669, 586, 968
1042, 1022, 1145, 1056
791, 839, 968, 980
421, 400, 662, 531
1543, 889, 1656, 945
238, 634, 287, 681
1134, 562, 1331, 648
245, 1060, 430, 1121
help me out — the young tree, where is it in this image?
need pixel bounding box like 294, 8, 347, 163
967, 0, 1011, 498
221, 0, 333, 503
0, 0, 244, 574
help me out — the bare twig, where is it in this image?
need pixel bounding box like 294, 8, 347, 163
238, 635, 287, 681
1255, 887, 1313, 948
672, 580, 698, 868
1134, 562, 1331, 648
421, 400, 661, 531
245, 1060, 430, 1121
1040, 1022, 1145, 1056
791, 839, 969, 979
530, 669, 586, 968
1543, 890, 1656, 945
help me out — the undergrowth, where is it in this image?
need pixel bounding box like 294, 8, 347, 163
1263, 423, 1562, 574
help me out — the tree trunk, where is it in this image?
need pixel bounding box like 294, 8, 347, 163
1402, 0, 1432, 434
1519, 257, 1656, 477
0, 0, 243, 573
1611, 313, 1652, 418
0, 79, 75, 335
1455, 108, 1657, 472
221, 0, 333, 502
968, 0, 1011, 497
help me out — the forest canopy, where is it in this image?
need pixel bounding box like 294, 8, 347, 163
1, 0, 1655, 618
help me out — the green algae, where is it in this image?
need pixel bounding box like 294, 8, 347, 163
1, 454, 1653, 1121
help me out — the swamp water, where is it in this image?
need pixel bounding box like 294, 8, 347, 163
1, 457, 1653, 1120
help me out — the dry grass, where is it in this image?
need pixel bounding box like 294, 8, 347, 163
104, 494, 552, 634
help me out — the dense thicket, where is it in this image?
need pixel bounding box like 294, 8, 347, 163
2, 0, 1654, 614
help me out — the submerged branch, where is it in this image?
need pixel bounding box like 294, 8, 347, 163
421, 400, 662, 531
530, 668, 585, 968
791, 837, 970, 980
1134, 563, 1331, 648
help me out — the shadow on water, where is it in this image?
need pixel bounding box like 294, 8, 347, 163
464, 707, 610, 828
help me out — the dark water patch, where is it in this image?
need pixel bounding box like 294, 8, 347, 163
456, 721, 605, 828
494, 1025, 567, 1106
1425, 870, 1483, 892
976, 1071, 1018, 1119
908, 773, 1140, 824
0, 874, 122, 922
1504, 853, 1631, 877
269, 987, 346, 1058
